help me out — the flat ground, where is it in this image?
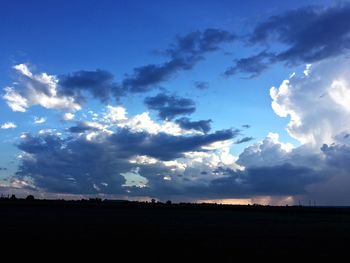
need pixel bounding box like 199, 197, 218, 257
0, 200, 349, 259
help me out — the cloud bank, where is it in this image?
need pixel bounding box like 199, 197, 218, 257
226, 4, 350, 77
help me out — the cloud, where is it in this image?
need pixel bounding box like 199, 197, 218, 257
2, 87, 28, 112
226, 57, 350, 205
227, 4, 350, 76
3, 65, 126, 113
34, 117, 46, 124
4, 29, 234, 110
122, 60, 188, 93
5, 23, 350, 203
242, 124, 251, 129
123, 28, 235, 93
133, 157, 321, 200
321, 143, 350, 169
101, 105, 193, 136
1, 122, 17, 129
144, 93, 196, 120
104, 105, 127, 122
58, 69, 123, 102
270, 58, 350, 146
168, 28, 235, 55
10, 102, 241, 196
63, 113, 75, 121
194, 81, 209, 90
237, 133, 294, 168
206, 131, 349, 203
234, 136, 254, 144
183, 132, 322, 199
12, 66, 350, 203
0, 167, 7, 171
15, 118, 238, 194
16, 132, 126, 194
206, 163, 320, 197
68, 121, 105, 133
3, 64, 81, 112
175, 117, 211, 133
225, 51, 275, 78
109, 128, 236, 161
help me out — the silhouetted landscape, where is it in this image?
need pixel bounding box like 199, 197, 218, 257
1, 196, 349, 259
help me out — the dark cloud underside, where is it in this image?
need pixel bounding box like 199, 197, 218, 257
226, 4, 350, 77
144, 93, 196, 120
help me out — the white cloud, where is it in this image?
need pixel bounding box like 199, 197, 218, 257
131, 144, 242, 186
238, 132, 294, 168
303, 64, 312, 76
1, 122, 17, 129
34, 117, 46, 124
10, 178, 33, 189
4, 57, 350, 204
100, 105, 200, 136
121, 167, 148, 188
129, 142, 242, 182
270, 58, 350, 146
233, 57, 350, 204
14, 64, 33, 78
104, 105, 127, 122
266, 132, 294, 152
116, 112, 199, 136
329, 79, 350, 112
3, 64, 81, 112
3, 87, 28, 112
63, 112, 75, 121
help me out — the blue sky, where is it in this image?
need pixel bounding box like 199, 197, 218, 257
1, 0, 350, 205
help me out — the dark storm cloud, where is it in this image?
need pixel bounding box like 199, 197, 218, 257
194, 81, 209, 90
14, 127, 326, 200
0, 167, 7, 171
16, 127, 237, 194
68, 122, 100, 133
235, 137, 254, 144
144, 93, 196, 120
59, 69, 123, 102
137, 163, 322, 199
321, 144, 350, 169
17, 133, 127, 194
226, 4, 350, 77
212, 166, 236, 176
207, 164, 321, 196
123, 28, 235, 93
107, 128, 237, 161
175, 117, 212, 133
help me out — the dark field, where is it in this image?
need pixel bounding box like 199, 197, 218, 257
1, 199, 349, 259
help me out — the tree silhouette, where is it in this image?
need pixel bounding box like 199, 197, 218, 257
26, 195, 35, 201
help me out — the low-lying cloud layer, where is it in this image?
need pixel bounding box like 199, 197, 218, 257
16, 110, 241, 196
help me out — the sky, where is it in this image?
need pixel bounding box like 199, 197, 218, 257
1, 0, 350, 205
